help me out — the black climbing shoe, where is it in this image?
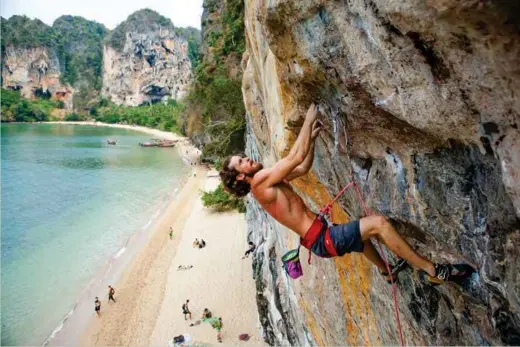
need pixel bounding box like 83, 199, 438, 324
380, 258, 409, 284
421, 263, 475, 286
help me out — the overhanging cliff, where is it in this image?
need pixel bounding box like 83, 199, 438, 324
242, 0, 520, 345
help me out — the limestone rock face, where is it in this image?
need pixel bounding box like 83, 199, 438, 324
102, 29, 192, 106
200, 0, 223, 64
2, 46, 73, 108
242, 0, 520, 345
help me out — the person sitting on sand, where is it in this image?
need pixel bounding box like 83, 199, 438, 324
243, 242, 256, 259
193, 239, 200, 248
108, 285, 116, 303
202, 308, 212, 319
95, 297, 101, 316
198, 239, 206, 249
182, 300, 192, 320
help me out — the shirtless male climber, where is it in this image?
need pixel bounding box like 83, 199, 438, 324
219, 104, 472, 285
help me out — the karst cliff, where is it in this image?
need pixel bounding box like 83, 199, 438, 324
240, 0, 520, 345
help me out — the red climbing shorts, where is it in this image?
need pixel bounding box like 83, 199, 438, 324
301, 216, 364, 257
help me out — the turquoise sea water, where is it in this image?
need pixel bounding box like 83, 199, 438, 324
1, 124, 190, 346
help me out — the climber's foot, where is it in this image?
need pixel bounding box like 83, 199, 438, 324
420, 263, 475, 286
380, 258, 408, 284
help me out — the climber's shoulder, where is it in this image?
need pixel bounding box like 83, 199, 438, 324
251, 168, 277, 203
251, 167, 270, 186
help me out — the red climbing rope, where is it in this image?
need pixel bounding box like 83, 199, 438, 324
319, 180, 405, 347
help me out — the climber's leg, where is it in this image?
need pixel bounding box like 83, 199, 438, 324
359, 215, 436, 277
362, 240, 387, 273
328, 221, 407, 281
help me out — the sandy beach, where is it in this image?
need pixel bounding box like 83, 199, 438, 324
42, 122, 263, 346
48, 121, 185, 141
79, 170, 262, 346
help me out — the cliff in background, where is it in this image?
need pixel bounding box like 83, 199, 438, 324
102, 10, 193, 106
242, 0, 520, 345
1, 11, 199, 111
52, 15, 108, 110
1, 16, 76, 109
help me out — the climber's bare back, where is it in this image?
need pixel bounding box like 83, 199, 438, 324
251, 169, 317, 238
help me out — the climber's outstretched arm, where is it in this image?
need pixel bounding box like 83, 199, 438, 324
253, 104, 321, 190
286, 137, 318, 182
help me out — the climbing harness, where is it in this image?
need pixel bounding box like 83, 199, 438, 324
312, 177, 406, 346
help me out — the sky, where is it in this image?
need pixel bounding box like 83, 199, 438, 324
1, 0, 203, 29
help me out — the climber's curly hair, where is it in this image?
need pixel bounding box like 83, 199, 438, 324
219, 156, 251, 198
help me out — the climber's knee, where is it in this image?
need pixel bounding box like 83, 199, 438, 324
359, 215, 389, 240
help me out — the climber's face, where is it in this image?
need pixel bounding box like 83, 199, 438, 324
229, 155, 263, 177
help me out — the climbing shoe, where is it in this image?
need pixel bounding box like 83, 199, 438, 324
380, 258, 409, 284
421, 263, 475, 286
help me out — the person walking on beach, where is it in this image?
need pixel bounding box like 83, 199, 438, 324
108, 285, 116, 303
169, 227, 173, 240
182, 300, 192, 320
95, 297, 101, 316
212, 317, 223, 343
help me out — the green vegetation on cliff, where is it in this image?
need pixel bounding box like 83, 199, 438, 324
0, 16, 54, 50
52, 16, 107, 91
105, 9, 173, 51
1, 16, 107, 92
1, 89, 62, 122
184, 0, 246, 161
186, 70, 245, 159
1, 15, 107, 109
2, 11, 199, 111
176, 26, 201, 68
220, 0, 246, 56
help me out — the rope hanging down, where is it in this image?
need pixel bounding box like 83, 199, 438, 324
315, 104, 404, 345
317, 179, 405, 347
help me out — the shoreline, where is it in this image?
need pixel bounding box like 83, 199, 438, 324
35, 121, 261, 346
45, 121, 184, 141
43, 122, 204, 346
46, 120, 203, 167
18, 121, 203, 166
77, 167, 206, 346
78, 172, 262, 346
44, 184, 188, 346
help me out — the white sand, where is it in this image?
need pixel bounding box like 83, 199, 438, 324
64, 122, 264, 346
47, 121, 184, 141
149, 175, 262, 346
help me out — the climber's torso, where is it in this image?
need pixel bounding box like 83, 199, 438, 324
252, 179, 316, 238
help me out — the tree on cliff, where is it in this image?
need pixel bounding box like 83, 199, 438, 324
182, 0, 247, 162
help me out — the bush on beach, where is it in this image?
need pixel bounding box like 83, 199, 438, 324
201, 184, 246, 213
